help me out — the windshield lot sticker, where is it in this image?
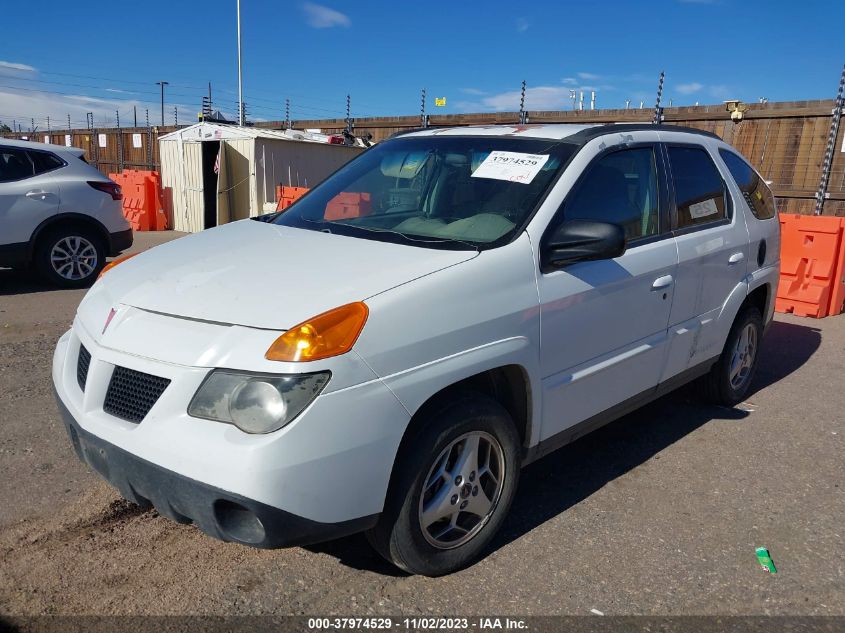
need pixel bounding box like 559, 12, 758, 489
688, 198, 719, 219
471, 151, 550, 184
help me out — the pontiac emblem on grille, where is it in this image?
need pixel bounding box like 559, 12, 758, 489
102, 308, 117, 334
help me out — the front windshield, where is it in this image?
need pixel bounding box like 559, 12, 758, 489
273, 135, 577, 249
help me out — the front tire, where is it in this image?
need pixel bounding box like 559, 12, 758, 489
698, 306, 763, 406
367, 393, 521, 576
35, 227, 105, 288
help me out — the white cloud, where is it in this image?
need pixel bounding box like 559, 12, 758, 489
562, 77, 577, 85
676, 82, 703, 95
578, 72, 600, 80
516, 17, 529, 33
0, 88, 191, 129
460, 87, 487, 96
302, 2, 350, 28
481, 86, 573, 111
709, 84, 732, 99
0, 61, 36, 72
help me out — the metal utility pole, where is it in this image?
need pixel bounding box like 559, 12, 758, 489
285, 98, 290, 129
590, 91, 596, 111
67, 114, 71, 132
569, 89, 576, 111
134, 105, 137, 127
174, 106, 178, 127
345, 94, 353, 135
237, 0, 244, 126
815, 63, 845, 215
421, 88, 428, 128
653, 71, 665, 124
156, 81, 169, 126
116, 110, 124, 172
519, 80, 528, 124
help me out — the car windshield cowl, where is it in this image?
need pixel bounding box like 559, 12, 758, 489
300, 217, 480, 251
272, 136, 577, 250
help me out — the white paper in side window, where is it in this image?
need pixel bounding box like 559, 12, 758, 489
688, 198, 719, 219
471, 151, 550, 185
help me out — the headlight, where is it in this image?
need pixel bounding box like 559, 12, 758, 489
188, 370, 330, 434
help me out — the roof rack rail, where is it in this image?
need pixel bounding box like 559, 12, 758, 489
564, 123, 722, 142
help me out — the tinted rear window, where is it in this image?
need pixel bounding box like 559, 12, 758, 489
28, 150, 65, 175
667, 146, 728, 229
719, 149, 776, 220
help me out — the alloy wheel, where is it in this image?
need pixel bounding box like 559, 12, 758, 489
417, 431, 505, 549
729, 322, 757, 390
50, 236, 98, 281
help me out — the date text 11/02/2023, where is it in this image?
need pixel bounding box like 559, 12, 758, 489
306, 617, 529, 630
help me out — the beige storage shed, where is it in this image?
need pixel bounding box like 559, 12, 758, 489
158, 123, 363, 233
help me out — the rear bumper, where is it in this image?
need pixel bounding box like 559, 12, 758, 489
107, 228, 133, 256
55, 389, 377, 548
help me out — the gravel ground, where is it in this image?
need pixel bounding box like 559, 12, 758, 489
0, 230, 843, 617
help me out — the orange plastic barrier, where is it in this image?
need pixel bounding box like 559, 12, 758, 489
275, 186, 309, 211
325, 192, 372, 221
108, 170, 168, 231
775, 214, 845, 318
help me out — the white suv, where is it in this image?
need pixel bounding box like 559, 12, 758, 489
0, 139, 132, 287
52, 124, 780, 575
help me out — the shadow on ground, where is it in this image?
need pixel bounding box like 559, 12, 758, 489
311, 318, 822, 573
0, 267, 62, 296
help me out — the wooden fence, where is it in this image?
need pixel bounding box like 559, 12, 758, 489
3, 99, 844, 215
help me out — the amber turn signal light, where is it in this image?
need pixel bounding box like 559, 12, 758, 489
265, 302, 369, 362
98, 253, 138, 279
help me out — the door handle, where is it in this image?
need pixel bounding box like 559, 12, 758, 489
651, 275, 674, 291
728, 252, 745, 265
25, 190, 48, 199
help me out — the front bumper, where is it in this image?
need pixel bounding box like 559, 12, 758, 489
56, 389, 378, 548
53, 312, 412, 540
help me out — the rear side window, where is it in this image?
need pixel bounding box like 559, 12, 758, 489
667, 146, 727, 229
0, 147, 34, 182
28, 150, 65, 175
564, 147, 660, 240
719, 149, 776, 220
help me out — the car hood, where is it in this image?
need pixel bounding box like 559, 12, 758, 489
84, 220, 478, 330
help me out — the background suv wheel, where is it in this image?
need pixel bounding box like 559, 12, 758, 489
35, 226, 105, 288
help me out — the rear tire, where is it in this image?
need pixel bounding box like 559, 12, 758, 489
367, 393, 520, 576
35, 226, 105, 288
698, 306, 763, 406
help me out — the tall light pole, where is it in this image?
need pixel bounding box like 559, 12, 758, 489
237, 0, 244, 126
156, 81, 169, 126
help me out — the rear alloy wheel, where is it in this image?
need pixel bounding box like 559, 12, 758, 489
367, 393, 520, 576
698, 306, 763, 406
36, 228, 105, 288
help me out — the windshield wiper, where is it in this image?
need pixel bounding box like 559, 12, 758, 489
298, 216, 478, 251
337, 222, 480, 251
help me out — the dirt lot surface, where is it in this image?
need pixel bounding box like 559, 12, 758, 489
0, 230, 843, 617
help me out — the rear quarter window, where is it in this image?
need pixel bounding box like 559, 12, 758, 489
27, 150, 66, 175
719, 149, 776, 220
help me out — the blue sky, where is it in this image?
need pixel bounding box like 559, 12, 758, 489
0, 0, 842, 130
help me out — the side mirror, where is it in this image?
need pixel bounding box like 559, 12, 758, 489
541, 219, 626, 270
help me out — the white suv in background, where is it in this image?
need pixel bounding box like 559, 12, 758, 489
0, 139, 132, 287
52, 123, 780, 576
